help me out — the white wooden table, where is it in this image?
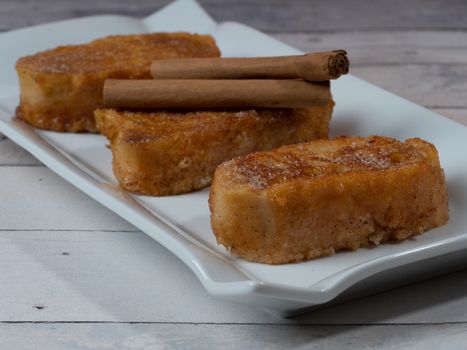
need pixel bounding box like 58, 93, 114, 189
2, 1, 467, 348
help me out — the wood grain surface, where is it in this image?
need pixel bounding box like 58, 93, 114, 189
3, 0, 467, 32
1, 1, 467, 349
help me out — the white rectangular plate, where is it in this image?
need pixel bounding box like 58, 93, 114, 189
1, 0, 467, 315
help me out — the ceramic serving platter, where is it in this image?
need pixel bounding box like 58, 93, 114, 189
1, 0, 467, 316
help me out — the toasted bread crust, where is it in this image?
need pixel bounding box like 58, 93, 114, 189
15, 33, 220, 132
209, 136, 449, 264
95, 102, 333, 195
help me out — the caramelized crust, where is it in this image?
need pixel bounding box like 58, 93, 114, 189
15, 33, 220, 132
209, 136, 449, 264
95, 101, 333, 195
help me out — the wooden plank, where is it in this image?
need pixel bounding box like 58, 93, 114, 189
0, 137, 42, 166
3, 229, 467, 323
200, 0, 467, 33
350, 64, 467, 108
297, 270, 467, 325
0, 229, 273, 323
1, 0, 466, 33
2, 322, 467, 349
0, 167, 135, 231
431, 108, 467, 126
274, 31, 467, 64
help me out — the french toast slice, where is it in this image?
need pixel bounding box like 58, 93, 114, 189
95, 101, 333, 195
209, 136, 449, 264
15, 33, 220, 132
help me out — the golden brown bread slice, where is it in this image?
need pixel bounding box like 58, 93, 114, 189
95, 101, 333, 195
15, 33, 220, 132
209, 136, 449, 264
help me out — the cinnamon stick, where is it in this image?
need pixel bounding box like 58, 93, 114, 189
150, 51, 349, 81
103, 79, 330, 109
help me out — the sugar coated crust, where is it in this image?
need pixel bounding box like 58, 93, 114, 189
95, 102, 333, 195
209, 136, 449, 264
15, 33, 220, 132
